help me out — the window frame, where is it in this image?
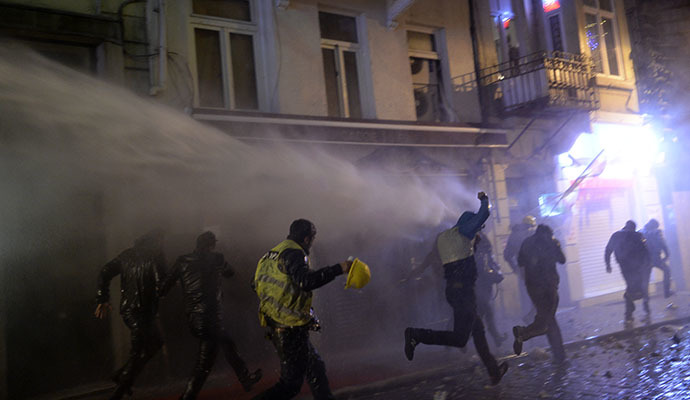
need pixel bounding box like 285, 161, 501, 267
188, 0, 263, 110
318, 7, 370, 119
582, 0, 624, 77
320, 37, 362, 118
406, 26, 452, 122
545, 10, 567, 53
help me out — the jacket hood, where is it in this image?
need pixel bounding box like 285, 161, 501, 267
623, 220, 637, 232
535, 224, 554, 239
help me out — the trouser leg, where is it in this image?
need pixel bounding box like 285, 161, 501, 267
641, 267, 651, 308
253, 327, 308, 400
518, 276, 534, 321
112, 317, 162, 399
181, 338, 218, 400
658, 263, 673, 297
540, 289, 565, 361
624, 290, 635, 318
546, 317, 566, 361
305, 339, 334, 400
414, 277, 475, 348
219, 328, 250, 379
470, 316, 500, 375
521, 285, 552, 341
621, 270, 637, 318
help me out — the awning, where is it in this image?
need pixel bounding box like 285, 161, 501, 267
192, 109, 509, 149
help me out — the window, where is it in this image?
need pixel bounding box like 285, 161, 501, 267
190, 0, 259, 109
193, 0, 251, 21
549, 14, 564, 52
319, 11, 362, 118
408, 30, 444, 122
583, 0, 622, 76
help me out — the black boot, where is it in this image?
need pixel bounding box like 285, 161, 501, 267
109, 384, 132, 400
239, 368, 263, 392
512, 326, 523, 356
110, 370, 133, 397
489, 362, 509, 385
404, 328, 418, 361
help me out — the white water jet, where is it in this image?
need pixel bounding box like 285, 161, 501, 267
0, 45, 474, 260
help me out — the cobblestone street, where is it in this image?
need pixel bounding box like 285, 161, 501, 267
335, 321, 690, 400
55, 293, 690, 400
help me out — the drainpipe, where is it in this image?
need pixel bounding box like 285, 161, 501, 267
149, 0, 166, 95
468, 0, 488, 123
0, 268, 6, 400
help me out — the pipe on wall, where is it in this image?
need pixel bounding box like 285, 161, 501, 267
148, 0, 166, 95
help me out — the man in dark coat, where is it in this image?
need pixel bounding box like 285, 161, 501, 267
640, 218, 673, 298
605, 220, 651, 320
503, 216, 537, 323
159, 231, 261, 400
404, 192, 508, 385
95, 231, 167, 400
512, 224, 567, 363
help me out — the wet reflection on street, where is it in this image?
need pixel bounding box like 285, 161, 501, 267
339, 323, 690, 400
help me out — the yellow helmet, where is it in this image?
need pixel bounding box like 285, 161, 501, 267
345, 258, 371, 290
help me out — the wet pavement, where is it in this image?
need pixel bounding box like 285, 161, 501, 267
60, 292, 690, 400
335, 321, 690, 400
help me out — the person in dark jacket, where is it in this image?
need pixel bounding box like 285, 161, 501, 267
404, 192, 508, 385
503, 216, 537, 323
159, 231, 262, 400
95, 230, 167, 400
475, 232, 507, 347
605, 220, 651, 320
511, 224, 567, 363
252, 219, 352, 400
640, 218, 673, 298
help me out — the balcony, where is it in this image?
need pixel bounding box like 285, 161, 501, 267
453, 51, 599, 116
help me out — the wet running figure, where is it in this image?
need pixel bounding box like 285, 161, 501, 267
159, 231, 262, 399
253, 219, 353, 400
605, 221, 651, 321
640, 219, 673, 298
95, 231, 167, 400
512, 224, 567, 363
404, 192, 508, 385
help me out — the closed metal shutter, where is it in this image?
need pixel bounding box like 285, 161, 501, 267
577, 191, 631, 298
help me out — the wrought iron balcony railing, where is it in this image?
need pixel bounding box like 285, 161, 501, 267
453, 51, 599, 115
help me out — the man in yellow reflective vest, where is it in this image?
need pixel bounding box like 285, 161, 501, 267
253, 219, 352, 400
403, 192, 508, 385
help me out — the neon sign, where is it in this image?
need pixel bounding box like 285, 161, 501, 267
500, 12, 514, 29
543, 0, 561, 12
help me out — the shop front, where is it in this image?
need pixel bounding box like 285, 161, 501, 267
554, 120, 664, 301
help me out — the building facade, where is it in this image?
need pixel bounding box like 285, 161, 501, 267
0, 0, 676, 398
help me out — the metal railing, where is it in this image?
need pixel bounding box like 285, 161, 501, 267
452, 51, 599, 114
